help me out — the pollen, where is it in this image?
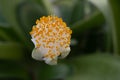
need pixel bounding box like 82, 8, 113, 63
30, 16, 72, 65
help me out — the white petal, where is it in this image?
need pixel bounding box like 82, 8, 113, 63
31, 39, 36, 48
43, 57, 57, 65
32, 48, 44, 61
60, 47, 70, 59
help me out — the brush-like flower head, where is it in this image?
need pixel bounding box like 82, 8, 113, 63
30, 16, 72, 65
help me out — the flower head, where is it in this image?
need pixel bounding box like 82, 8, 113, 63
30, 16, 72, 65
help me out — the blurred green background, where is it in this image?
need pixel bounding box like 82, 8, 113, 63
0, 0, 120, 80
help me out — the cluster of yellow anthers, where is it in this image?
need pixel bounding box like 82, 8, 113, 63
30, 16, 72, 65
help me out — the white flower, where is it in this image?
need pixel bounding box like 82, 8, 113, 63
30, 16, 72, 65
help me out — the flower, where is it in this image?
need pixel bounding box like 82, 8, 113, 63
30, 16, 72, 65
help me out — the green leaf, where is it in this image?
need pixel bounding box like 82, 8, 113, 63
66, 54, 120, 80
53, 0, 77, 24
42, 0, 54, 15
0, 27, 12, 41
0, 42, 24, 60
71, 11, 105, 36
0, 10, 10, 27
0, 0, 30, 49
0, 26, 23, 42
89, 0, 120, 54
109, 0, 120, 54
70, 0, 85, 24
0, 10, 14, 41
0, 10, 20, 41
